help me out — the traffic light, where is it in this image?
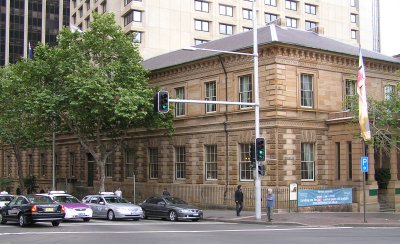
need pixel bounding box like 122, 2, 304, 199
255, 137, 266, 161
258, 164, 266, 176
154, 91, 169, 113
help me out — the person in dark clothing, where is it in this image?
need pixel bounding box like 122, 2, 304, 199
162, 188, 171, 196
234, 185, 244, 216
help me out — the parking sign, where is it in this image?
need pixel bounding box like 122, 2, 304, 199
361, 157, 369, 172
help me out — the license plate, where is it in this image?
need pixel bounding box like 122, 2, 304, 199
44, 208, 54, 212
78, 213, 86, 216
193, 214, 198, 216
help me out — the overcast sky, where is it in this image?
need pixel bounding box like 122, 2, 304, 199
380, 0, 400, 56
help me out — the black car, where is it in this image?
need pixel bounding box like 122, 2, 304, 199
0, 195, 65, 227
140, 196, 203, 221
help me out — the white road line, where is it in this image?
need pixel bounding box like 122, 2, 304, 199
0, 226, 355, 236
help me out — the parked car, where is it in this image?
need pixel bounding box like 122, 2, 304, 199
37, 191, 92, 222
140, 196, 203, 221
82, 192, 143, 221
0, 192, 14, 209
0, 195, 65, 227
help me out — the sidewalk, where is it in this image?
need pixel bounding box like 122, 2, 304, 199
203, 209, 400, 227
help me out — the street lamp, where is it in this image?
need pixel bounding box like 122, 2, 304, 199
184, 0, 262, 220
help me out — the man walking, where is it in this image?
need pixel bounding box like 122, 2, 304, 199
235, 185, 244, 216
266, 188, 275, 221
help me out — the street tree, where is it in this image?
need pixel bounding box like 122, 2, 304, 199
0, 60, 49, 194
29, 13, 173, 192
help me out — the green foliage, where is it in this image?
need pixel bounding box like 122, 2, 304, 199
23, 176, 39, 194
375, 168, 391, 189
0, 178, 12, 190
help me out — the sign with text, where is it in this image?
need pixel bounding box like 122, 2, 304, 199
297, 188, 352, 207
289, 183, 298, 201
361, 156, 369, 172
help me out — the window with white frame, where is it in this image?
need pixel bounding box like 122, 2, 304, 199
265, 13, 278, 23
344, 79, 356, 110
40, 153, 45, 176
285, 0, 297, 10
243, 8, 252, 20
205, 81, 216, 113
195, 0, 209, 12
205, 145, 217, 180
384, 85, 395, 100
351, 29, 358, 39
195, 39, 208, 45
219, 23, 233, 35
265, 0, 277, 7
85, 17, 90, 28
243, 27, 252, 32
301, 74, 313, 107
125, 148, 134, 178
124, 10, 142, 26
149, 148, 158, 179
350, 14, 357, 23
305, 4, 316, 15
105, 155, 112, 177
131, 31, 142, 43
219, 4, 233, 16
301, 143, 315, 181
305, 21, 317, 30
79, 7, 83, 17
239, 75, 253, 109
175, 147, 186, 179
175, 87, 185, 116
195, 19, 209, 32
240, 144, 253, 181
86, 0, 90, 10
69, 152, 75, 178
286, 17, 297, 28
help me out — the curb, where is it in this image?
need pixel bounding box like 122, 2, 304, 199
204, 217, 306, 226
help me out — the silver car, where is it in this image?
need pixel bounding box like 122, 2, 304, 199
82, 193, 143, 221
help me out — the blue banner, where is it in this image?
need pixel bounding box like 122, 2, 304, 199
298, 188, 352, 207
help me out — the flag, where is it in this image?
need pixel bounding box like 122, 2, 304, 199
70, 24, 83, 33
357, 48, 371, 141
28, 42, 33, 59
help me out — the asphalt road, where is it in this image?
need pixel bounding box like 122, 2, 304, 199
1, 219, 400, 244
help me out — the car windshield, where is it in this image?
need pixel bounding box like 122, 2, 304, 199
53, 195, 80, 203
165, 197, 187, 205
104, 196, 129, 203
0, 196, 13, 201
29, 195, 55, 204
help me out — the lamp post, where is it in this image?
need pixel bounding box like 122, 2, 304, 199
183, 0, 262, 220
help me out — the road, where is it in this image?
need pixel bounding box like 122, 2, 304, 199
1, 219, 400, 244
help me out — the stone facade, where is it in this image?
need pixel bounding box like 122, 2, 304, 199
1, 42, 399, 211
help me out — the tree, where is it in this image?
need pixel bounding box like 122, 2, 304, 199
350, 82, 399, 152
0, 60, 49, 194
29, 13, 173, 192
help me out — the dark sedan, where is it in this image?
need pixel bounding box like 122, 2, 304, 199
0, 195, 65, 227
140, 196, 203, 221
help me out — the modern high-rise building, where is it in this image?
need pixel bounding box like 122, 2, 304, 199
0, 0, 70, 66
71, 0, 380, 60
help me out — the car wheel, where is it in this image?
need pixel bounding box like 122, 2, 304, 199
52, 221, 60, 227
107, 210, 115, 221
142, 210, 148, 219
0, 212, 7, 224
169, 210, 178, 222
83, 218, 90, 222
18, 214, 27, 227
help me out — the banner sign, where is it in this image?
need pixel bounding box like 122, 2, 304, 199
298, 188, 352, 207
289, 183, 298, 201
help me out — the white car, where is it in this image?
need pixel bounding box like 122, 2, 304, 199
0, 192, 14, 209
37, 191, 92, 222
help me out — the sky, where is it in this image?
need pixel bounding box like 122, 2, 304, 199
380, 0, 400, 56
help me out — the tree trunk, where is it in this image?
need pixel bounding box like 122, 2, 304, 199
13, 144, 25, 194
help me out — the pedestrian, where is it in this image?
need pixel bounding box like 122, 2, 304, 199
266, 188, 275, 222
234, 185, 244, 216
115, 187, 122, 198
162, 188, 170, 196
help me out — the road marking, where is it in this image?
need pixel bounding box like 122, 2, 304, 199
0, 226, 357, 236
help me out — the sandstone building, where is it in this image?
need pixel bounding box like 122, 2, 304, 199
2, 23, 399, 211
